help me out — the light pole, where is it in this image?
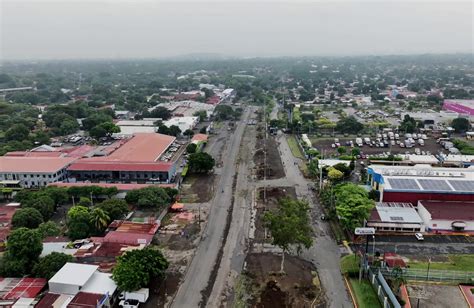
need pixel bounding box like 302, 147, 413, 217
426, 258, 431, 281
372, 235, 376, 256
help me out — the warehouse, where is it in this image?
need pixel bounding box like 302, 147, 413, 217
367, 202, 424, 233
417, 200, 474, 232
368, 164, 474, 204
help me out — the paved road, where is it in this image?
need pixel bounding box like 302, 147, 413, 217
275, 132, 353, 308
171, 108, 251, 308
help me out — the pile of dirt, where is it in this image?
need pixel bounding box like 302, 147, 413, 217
167, 222, 200, 251
254, 187, 296, 243
244, 252, 325, 308
179, 174, 215, 202
253, 136, 285, 180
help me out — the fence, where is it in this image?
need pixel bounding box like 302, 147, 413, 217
378, 267, 474, 284
367, 267, 401, 308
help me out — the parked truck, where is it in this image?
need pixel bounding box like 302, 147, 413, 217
119, 288, 149, 304
356, 138, 363, 147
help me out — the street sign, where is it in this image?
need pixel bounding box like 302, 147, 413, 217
354, 227, 375, 235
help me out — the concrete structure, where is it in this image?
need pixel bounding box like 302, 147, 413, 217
401, 110, 463, 127
443, 99, 474, 116
0, 157, 76, 188
367, 202, 424, 232
318, 159, 351, 168
116, 119, 157, 135
417, 200, 474, 232
150, 100, 216, 118
368, 164, 474, 204
163, 116, 199, 133
49, 263, 101, 295
439, 154, 474, 167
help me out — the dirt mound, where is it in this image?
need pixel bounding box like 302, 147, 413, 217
253, 136, 285, 180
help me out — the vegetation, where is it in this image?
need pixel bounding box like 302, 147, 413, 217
112, 248, 169, 291
0, 228, 42, 277
334, 184, 374, 231
264, 198, 313, 273
125, 186, 172, 209
188, 152, 215, 173
67, 206, 92, 240
407, 255, 474, 271
452, 139, 474, 155
37, 221, 62, 238
186, 143, 197, 154
336, 116, 364, 134
287, 136, 305, 159
451, 117, 470, 133
96, 199, 129, 221
349, 278, 382, 308
33, 252, 73, 280
11, 208, 44, 229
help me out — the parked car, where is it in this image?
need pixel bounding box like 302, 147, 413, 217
415, 233, 424, 241
119, 299, 140, 308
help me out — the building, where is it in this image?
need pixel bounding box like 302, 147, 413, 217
67, 133, 177, 184
367, 202, 424, 233
439, 154, 474, 167
41, 263, 117, 308
0, 278, 47, 306
49, 182, 177, 198
417, 200, 474, 232
0, 157, 76, 188
443, 99, 474, 116
163, 116, 199, 133
150, 100, 215, 118
368, 164, 474, 204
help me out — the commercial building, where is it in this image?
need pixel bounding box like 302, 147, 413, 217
116, 119, 157, 135
368, 164, 474, 204
417, 200, 474, 232
67, 133, 177, 184
443, 99, 474, 116
0, 157, 76, 188
163, 116, 199, 133
150, 101, 215, 118
367, 202, 424, 233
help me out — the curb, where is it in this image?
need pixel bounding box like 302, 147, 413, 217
343, 275, 357, 308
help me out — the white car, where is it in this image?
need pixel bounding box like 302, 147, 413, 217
119, 299, 140, 308
415, 233, 424, 241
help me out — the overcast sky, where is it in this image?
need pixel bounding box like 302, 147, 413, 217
1, 0, 472, 60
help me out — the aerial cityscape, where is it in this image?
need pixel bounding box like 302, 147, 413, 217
0, 1, 473, 308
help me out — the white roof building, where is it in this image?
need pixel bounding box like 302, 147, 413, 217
367, 202, 424, 232
163, 116, 199, 133
48, 263, 117, 296
318, 159, 351, 168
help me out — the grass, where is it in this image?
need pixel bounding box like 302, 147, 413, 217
408, 254, 474, 271
349, 278, 382, 308
341, 254, 360, 274
287, 135, 305, 159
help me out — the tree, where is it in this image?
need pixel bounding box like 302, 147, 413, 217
168, 125, 181, 137
59, 118, 80, 135
264, 198, 312, 273
78, 197, 92, 207
186, 143, 197, 154
89, 122, 120, 138
112, 248, 169, 291
193, 110, 207, 121
67, 206, 92, 240
334, 184, 374, 231
451, 117, 470, 133
97, 199, 129, 221
399, 115, 416, 133
335, 116, 364, 134
188, 152, 215, 173
12, 208, 44, 229
90, 208, 110, 233
2, 228, 42, 276
125, 187, 171, 209
214, 105, 235, 120
5, 124, 29, 141
32, 252, 73, 280
41, 187, 69, 207
183, 129, 194, 137
351, 147, 361, 157
37, 221, 61, 238
22, 195, 55, 220
328, 167, 344, 181
337, 146, 347, 155
150, 107, 171, 120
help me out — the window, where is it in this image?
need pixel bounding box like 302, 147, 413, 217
48, 174, 51, 178
42, 174, 46, 178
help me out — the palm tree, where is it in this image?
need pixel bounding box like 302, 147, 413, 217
90, 208, 110, 232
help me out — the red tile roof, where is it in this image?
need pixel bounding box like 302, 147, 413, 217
419, 201, 474, 221
106, 133, 175, 162
4, 151, 63, 157
114, 221, 159, 235
191, 133, 208, 142
68, 292, 103, 308
103, 231, 153, 245
0, 277, 47, 300
67, 161, 173, 172
35, 292, 60, 308
0, 157, 76, 173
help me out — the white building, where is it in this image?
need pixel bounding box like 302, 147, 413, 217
417, 200, 474, 232
367, 202, 424, 233
49, 263, 117, 296
163, 116, 199, 133
0, 157, 76, 188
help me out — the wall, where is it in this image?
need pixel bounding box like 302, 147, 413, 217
383, 191, 474, 204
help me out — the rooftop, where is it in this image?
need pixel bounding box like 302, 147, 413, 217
106, 133, 175, 162
369, 202, 422, 223
191, 133, 208, 143
418, 200, 474, 221
49, 263, 98, 287
0, 157, 76, 173
103, 231, 153, 245
0, 278, 47, 300
68, 292, 103, 308
80, 272, 117, 295
67, 161, 174, 172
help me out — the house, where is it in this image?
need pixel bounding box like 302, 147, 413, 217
417, 200, 474, 232
367, 202, 424, 233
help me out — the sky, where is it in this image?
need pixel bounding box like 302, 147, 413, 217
1, 0, 473, 60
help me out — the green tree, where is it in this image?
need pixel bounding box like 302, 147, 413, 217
41, 187, 69, 207
328, 167, 344, 181
399, 115, 416, 133
334, 183, 374, 231
78, 197, 92, 207
264, 198, 313, 273
11, 208, 44, 229
112, 248, 169, 291
5, 124, 30, 141
97, 199, 129, 221
32, 252, 73, 280
186, 143, 197, 154
193, 110, 207, 121
351, 147, 361, 157
59, 118, 80, 135
335, 116, 364, 134
150, 107, 171, 120
188, 152, 215, 173
90, 208, 110, 232
22, 195, 55, 220
125, 187, 171, 209
337, 146, 347, 155
451, 117, 470, 133
2, 228, 42, 276
67, 206, 92, 240
37, 221, 61, 238
183, 129, 194, 137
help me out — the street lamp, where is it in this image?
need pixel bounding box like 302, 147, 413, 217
372, 235, 376, 256
426, 258, 431, 281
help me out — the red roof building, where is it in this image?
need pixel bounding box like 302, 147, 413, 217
0, 277, 47, 301
383, 253, 407, 268
417, 200, 474, 232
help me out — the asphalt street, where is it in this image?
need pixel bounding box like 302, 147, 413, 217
171, 108, 251, 308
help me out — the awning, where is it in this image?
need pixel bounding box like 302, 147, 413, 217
452, 221, 466, 228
